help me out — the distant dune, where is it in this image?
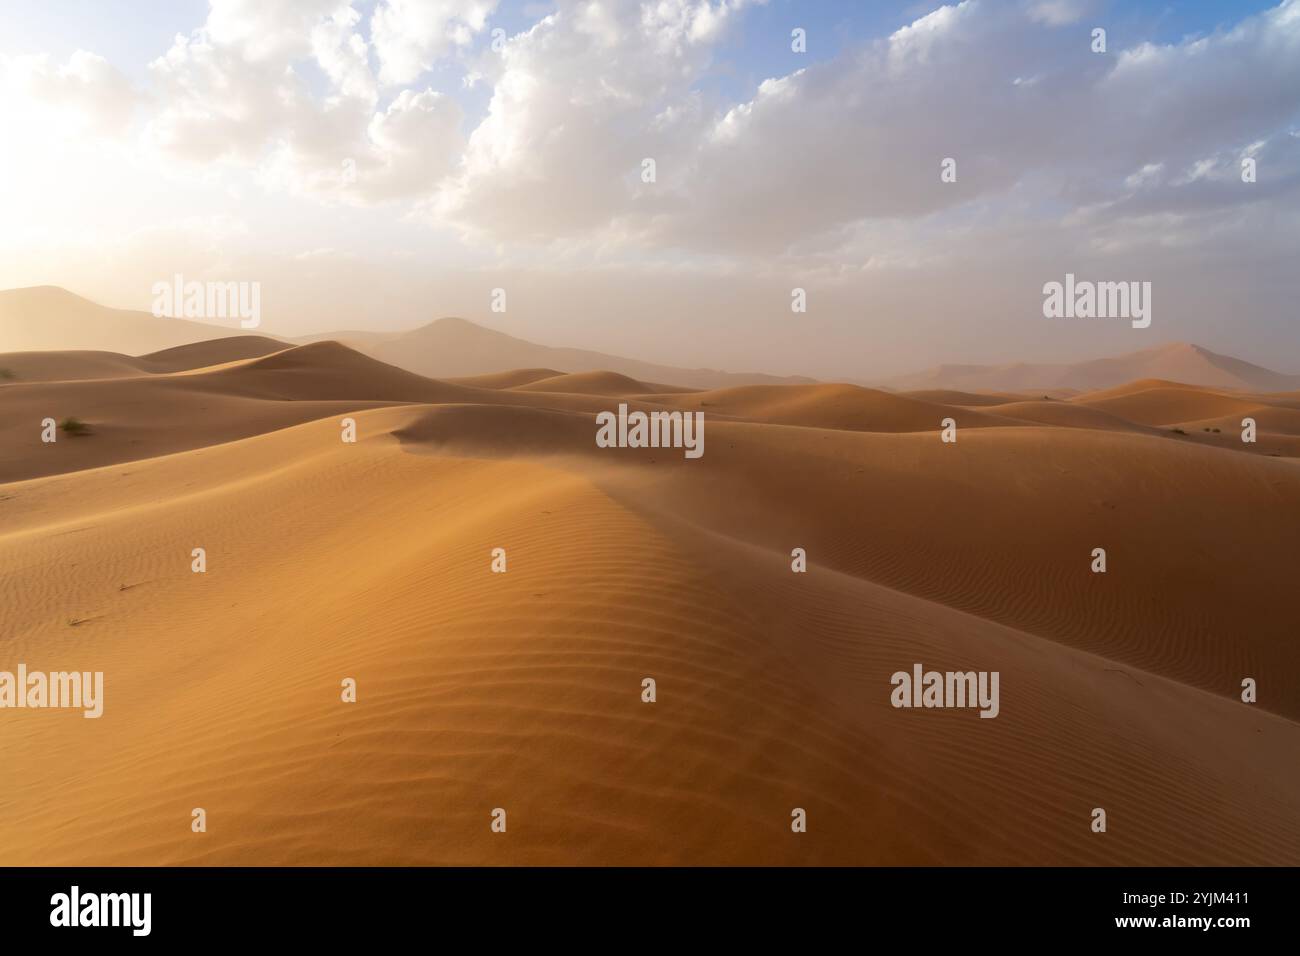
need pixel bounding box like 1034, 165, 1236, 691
1, 335, 1298, 866
1074, 380, 1266, 425
5, 287, 1297, 396
445, 368, 565, 389
900, 388, 1038, 406
0, 335, 285, 383
987, 399, 1158, 434
889, 342, 1300, 393
356, 316, 818, 390
514, 370, 692, 396
0, 286, 271, 356
648, 382, 1013, 432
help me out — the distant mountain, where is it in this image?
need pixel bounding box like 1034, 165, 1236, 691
0, 287, 809, 390
351, 317, 817, 391
0, 286, 270, 355
886, 342, 1300, 394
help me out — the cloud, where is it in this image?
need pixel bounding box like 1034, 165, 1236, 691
143, 1, 466, 203
427, 0, 756, 243
370, 0, 498, 86
1023, 0, 1093, 27
110, 0, 1300, 270
146, 29, 310, 164
359, 88, 465, 199
204, 0, 349, 60
7, 0, 1300, 282
313, 6, 379, 103
600, 0, 1300, 257
1, 50, 139, 136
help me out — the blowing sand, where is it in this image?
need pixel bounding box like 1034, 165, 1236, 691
1, 342, 1297, 865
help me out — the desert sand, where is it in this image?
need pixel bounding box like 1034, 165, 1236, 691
1, 336, 1298, 866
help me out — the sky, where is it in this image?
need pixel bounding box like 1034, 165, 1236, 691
0, 0, 1296, 379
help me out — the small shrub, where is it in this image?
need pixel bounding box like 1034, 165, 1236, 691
59, 417, 91, 436
1170, 428, 1187, 436
0, 368, 13, 381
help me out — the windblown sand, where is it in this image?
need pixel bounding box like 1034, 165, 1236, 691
1, 340, 1297, 865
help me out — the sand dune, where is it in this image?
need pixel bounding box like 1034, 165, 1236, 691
890, 341, 1300, 393
0, 336, 286, 384
0, 342, 697, 484
446, 368, 565, 389
0, 349, 151, 383
515, 370, 691, 396
1075, 382, 1267, 425
0, 341, 463, 482
360, 316, 816, 390
405, 405, 1300, 718
2, 341, 1298, 866
1072, 377, 1193, 399
140, 335, 288, 371
198, 340, 486, 402
514, 370, 655, 395
901, 388, 1036, 406
0, 377, 391, 484
647, 382, 1011, 432
993, 399, 1158, 433
1070, 380, 1300, 445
